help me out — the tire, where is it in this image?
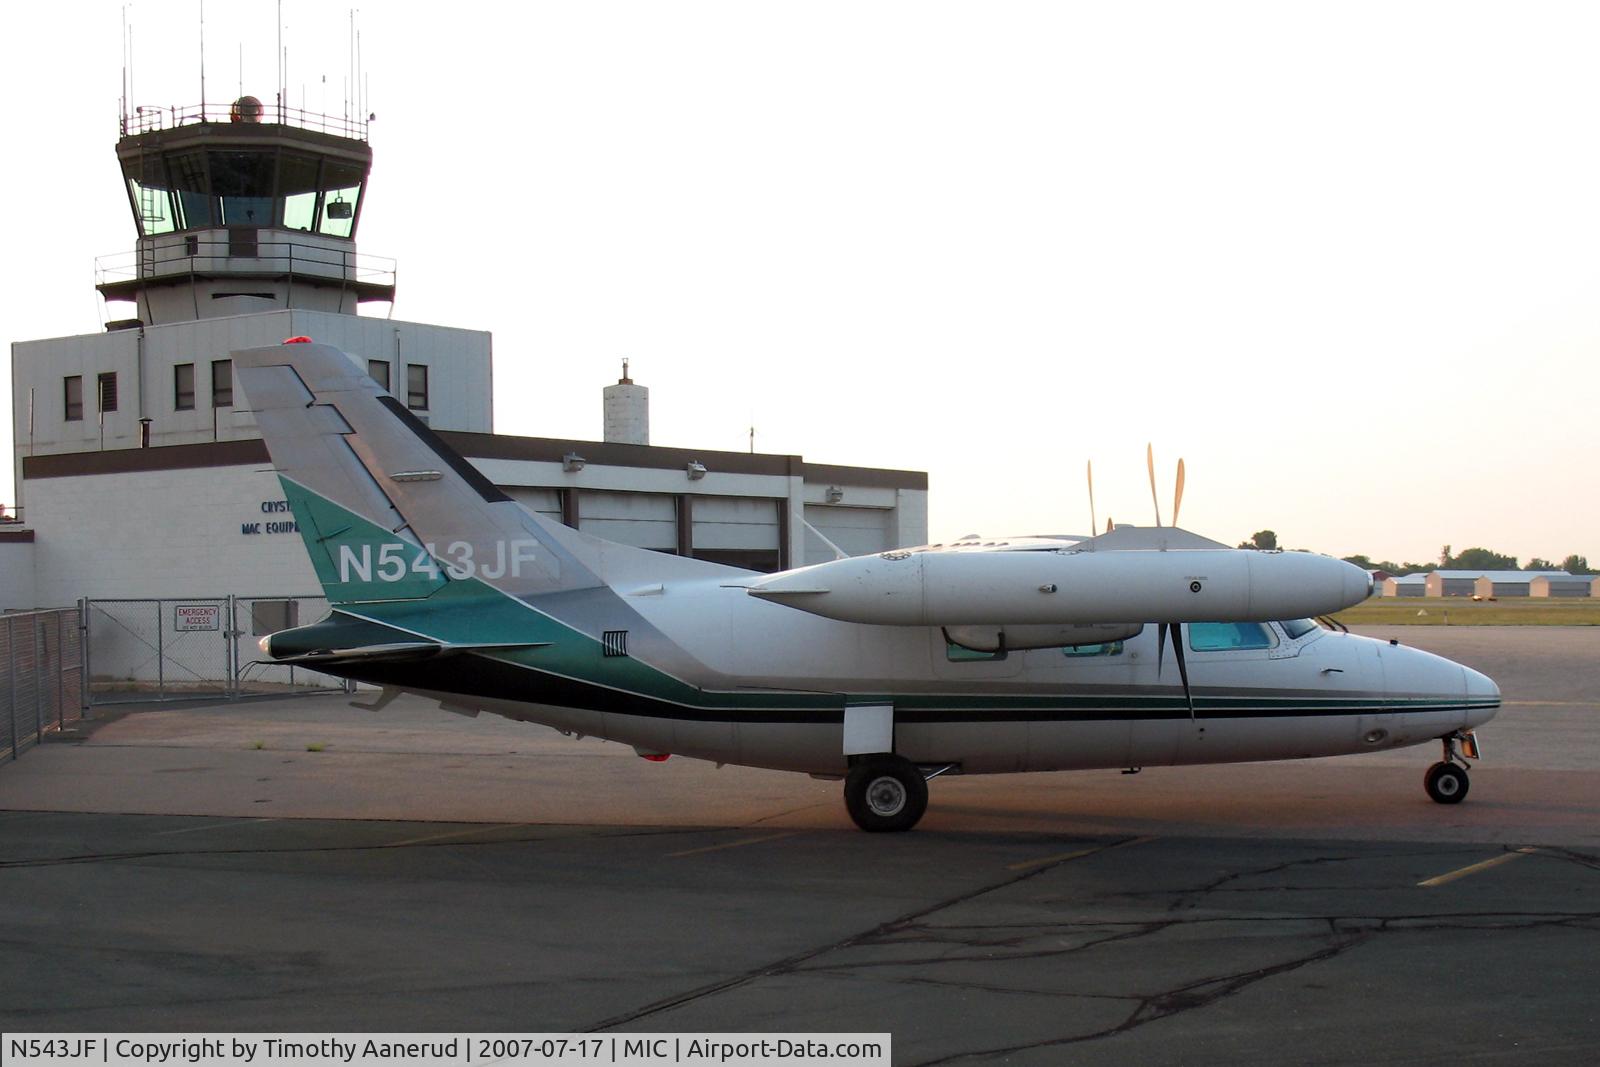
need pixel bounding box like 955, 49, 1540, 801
844, 757, 929, 832
1424, 761, 1469, 804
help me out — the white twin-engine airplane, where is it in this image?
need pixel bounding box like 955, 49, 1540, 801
240, 340, 1499, 832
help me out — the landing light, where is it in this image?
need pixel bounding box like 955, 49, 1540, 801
282, 336, 313, 344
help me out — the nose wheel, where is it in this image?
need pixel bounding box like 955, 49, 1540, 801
1424, 731, 1480, 805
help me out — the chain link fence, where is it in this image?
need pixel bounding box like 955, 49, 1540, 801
0, 608, 85, 761
84, 595, 346, 706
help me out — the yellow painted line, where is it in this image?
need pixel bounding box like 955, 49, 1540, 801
1504, 700, 1594, 707
384, 822, 534, 848
1418, 847, 1538, 888
1007, 835, 1157, 872
152, 818, 278, 837
668, 831, 800, 858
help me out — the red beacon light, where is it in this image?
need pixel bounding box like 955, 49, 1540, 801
282, 336, 314, 344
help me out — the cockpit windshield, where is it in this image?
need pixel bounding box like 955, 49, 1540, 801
1279, 618, 1321, 640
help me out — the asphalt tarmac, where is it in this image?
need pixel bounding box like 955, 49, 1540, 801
1, 625, 1597, 1064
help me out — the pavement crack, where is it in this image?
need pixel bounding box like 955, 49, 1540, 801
1167, 854, 1359, 912
908, 932, 1371, 1067
583, 834, 1145, 1032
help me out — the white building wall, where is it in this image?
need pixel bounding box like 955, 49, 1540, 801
0, 539, 38, 610
12, 309, 492, 513
26, 465, 318, 607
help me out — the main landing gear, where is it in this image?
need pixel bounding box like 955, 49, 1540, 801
1424, 730, 1481, 805
844, 755, 935, 832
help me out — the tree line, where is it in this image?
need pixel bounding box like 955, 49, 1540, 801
1236, 531, 1592, 576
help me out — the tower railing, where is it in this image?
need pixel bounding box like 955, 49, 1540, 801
96, 236, 396, 290
120, 101, 369, 141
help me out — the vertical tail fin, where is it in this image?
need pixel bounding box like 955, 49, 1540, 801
234, 340, 602, 605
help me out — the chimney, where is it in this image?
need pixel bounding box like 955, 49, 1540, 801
602, 358, 649, 445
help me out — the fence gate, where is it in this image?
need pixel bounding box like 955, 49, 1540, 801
83, 595, 345, 706
0, 608, 85, 761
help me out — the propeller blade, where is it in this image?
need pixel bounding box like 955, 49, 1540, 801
1146, 443, 1162, 527
1170, 622, 1195, 720
1156, 620, 1168, 677
1106, 515, 1114, 534
1087, 460, 1097, 540
1173, 458, 1186, 528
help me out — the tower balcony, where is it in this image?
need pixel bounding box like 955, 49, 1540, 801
96, 232, 396, 323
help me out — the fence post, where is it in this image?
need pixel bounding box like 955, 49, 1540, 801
56, 611, 65, 729
79, 599, 93, 718
155, 600, 165, 698
34, 617, 44, 746
8, 616, 16, 761
227, 595, 238, 699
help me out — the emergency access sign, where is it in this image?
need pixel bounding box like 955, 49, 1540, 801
174, 605, 221, 631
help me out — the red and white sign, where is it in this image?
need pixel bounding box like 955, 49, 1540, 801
174, 604, 221, 631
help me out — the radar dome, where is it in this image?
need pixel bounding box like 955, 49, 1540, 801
229, 96, 264, 123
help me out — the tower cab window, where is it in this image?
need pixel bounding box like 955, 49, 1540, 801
1188, 622, 1278, 652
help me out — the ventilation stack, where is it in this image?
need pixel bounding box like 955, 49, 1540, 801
603, 359, 649, 445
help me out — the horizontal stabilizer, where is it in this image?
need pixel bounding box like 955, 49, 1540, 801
271, 640, 550, 667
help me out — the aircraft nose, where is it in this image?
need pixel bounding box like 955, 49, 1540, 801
1463, 665, 1501, 726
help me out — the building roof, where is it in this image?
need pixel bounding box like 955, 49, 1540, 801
1437, 570, 1570, 583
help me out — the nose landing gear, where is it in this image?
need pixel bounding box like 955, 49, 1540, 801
1424, 730, 1481, 805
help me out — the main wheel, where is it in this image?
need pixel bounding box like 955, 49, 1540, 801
1424, 761, 1469, 804
844, 757, 929, 832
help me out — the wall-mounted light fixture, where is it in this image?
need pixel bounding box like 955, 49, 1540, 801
563, 452, 586, 473
826, 485, 844, 503
686, 461, 707, 480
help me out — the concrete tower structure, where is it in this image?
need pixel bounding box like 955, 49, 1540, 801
602, 359, 649, 445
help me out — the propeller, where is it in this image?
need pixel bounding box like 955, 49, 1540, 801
1146, 444, 1187, 529
1087, 460, 1097, 540
1146, 443, 1163, 527
1155, 621, 1196, 720
1173, 458, 1186, 528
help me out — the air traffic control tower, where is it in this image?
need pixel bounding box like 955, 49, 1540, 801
103, 95, 396, 324
3, 94, 925, 615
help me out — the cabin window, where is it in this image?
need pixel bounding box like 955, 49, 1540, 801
1188, 622, 1278, 652
1061, 641, 1124, 657
368, 360, 391, 392
211, 359, 233, 407
174, 363, 195, 410
64, 376, 83, 421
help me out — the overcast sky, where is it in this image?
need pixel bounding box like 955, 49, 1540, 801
3, 1, 1597, 566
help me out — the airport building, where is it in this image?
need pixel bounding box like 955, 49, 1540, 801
1379, 569, 1595, 598
1, 98, 927, 615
